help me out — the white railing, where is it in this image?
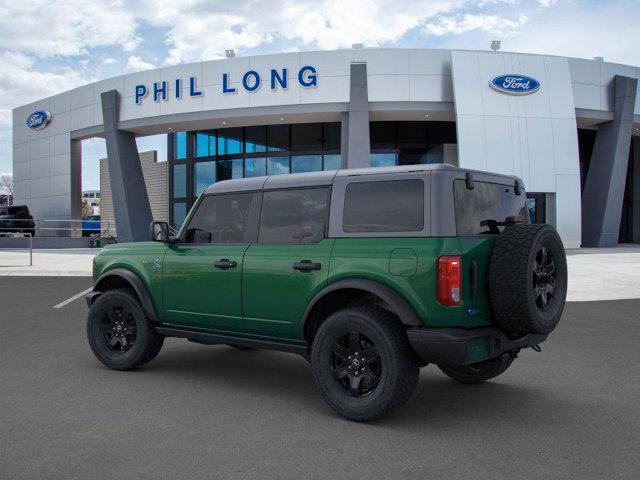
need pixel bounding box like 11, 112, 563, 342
0, 218, 117, 238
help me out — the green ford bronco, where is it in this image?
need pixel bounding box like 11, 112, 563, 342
86, 164, 567, 421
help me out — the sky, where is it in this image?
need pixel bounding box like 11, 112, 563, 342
0, 0, 638, 191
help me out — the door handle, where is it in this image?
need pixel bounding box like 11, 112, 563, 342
214, 259, 237, 269
293, 261, 321, 271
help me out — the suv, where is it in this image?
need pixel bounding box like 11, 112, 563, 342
0, 205, 35, 237
86, 165, 567, 421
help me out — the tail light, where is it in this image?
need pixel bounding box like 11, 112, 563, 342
438, 256, 461, 306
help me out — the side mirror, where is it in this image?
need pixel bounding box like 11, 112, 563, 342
150, 221, 170, 242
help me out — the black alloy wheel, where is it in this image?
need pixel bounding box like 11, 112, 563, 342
101, 305, 137, 352
87, 289, 164, 370
331, 331, 382, 398
532, 247, 556, 312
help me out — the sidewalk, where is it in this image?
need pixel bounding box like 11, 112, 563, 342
0, 248, 96, 276
0, 246, 639, 301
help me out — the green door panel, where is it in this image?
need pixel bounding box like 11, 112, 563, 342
389, 248, 418, 277
162, 243, 249, 331
242, 239, 335, 340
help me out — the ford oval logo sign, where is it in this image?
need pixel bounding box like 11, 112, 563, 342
26, 110, 51, 130
490, 74, 540, 95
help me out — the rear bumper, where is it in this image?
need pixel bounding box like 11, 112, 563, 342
406, 326, 547, 367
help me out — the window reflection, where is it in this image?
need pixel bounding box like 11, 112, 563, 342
291, 155, 322, 173
194, 161, 216, 194
195, 131, 215, 157
267, 157, 290, 175
173, 164, 186, 197
174, 131, 187, 160
245, 157, 267, 177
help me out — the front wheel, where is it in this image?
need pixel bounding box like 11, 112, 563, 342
87, 289, 164, 370
311, 306, 419, 422
438, 351, 517, 385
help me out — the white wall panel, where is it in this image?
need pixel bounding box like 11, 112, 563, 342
409, 75, 453, 102
69, 84, 94, 110
202, 57, 250, 87
301, 49, 353, 77
50, 133, 70, 156
301, 75, 349, 104
29, 177, 50, 199
93, 76, 125, 104
69, 104, 97, 130
455, 114, 487, 171
29, 157, 50, 179
368, 75, 410, 102
568, 58, 601, 85
30, 137, 50, 160
49, 92, 71, 115
13, 142, 29, 163
49, 154, 71, 177
409, 50, 451, 75
354, 49, 409, 75
13, 123, 29, 144
572, 83, 601, 110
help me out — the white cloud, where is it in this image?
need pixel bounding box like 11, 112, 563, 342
538, 0, 558, 7
0, 51, 87, 125
0, 0, 141, 57
134, 0, 465, 64
102, 57, 116, 65
126, 56, 156, 72
424, 13, 529, 36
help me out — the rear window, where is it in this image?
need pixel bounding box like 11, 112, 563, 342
454, 180, 529, 235
343, 179, 424, 233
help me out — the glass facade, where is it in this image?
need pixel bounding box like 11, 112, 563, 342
168, 123, 342, 227
168, 120, 457, 228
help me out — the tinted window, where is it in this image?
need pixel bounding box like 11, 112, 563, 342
343, 180, 424, 232
184, 193, 253, 244
173, 164, 186, 197
454, 180, 529, 235
259, 188, 329, 243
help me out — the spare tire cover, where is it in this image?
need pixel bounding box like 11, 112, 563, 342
488, 224, 567, 335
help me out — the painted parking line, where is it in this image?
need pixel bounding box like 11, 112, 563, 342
53, 287, 93, 309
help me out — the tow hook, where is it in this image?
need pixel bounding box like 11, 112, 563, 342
531, 344, 542, 353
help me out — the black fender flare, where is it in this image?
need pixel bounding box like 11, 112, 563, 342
91, 268, 159, 323
301, 278, 422, 339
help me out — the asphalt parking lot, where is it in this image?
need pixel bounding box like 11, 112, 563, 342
1, 277, 639, 479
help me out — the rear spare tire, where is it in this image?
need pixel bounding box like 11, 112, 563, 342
488, 224, 567, 335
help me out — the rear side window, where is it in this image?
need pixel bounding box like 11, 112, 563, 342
259, 188, 329, 243
184, 193, 254, 244
343, 179, 424, 233
454, 180, 529, 235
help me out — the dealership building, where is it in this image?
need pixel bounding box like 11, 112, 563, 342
11, 48, 640, 247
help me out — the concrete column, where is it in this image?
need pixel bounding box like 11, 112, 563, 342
633, 138, 640, 243
345, 62, 370, 169
581, 75, 638, 247
101, 90, 153, 242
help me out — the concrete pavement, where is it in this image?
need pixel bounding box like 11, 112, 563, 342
0, 276, 639, 479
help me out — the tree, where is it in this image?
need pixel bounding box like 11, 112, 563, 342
81, 198, 92, 218
0, 174, 13, 205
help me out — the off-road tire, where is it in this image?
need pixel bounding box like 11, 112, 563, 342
489, 224, 567, 335
87, 289, 164, 370
311, 306, 419, 422
438, 351, 516, 385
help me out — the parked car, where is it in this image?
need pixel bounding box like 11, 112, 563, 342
82, 215, 101, 237
0, 205, 35, 237
85, 165, 567, 421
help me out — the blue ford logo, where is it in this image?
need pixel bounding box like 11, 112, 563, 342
490, 74, 540, 95
26, 110, 51, 130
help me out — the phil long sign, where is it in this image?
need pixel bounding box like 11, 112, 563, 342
490, 74, 540, 95
135, 66, 318, 105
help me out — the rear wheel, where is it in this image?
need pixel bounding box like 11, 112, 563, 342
87, 289, 164, 370
311, 306, 419, 422
438, 351, 517, 385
